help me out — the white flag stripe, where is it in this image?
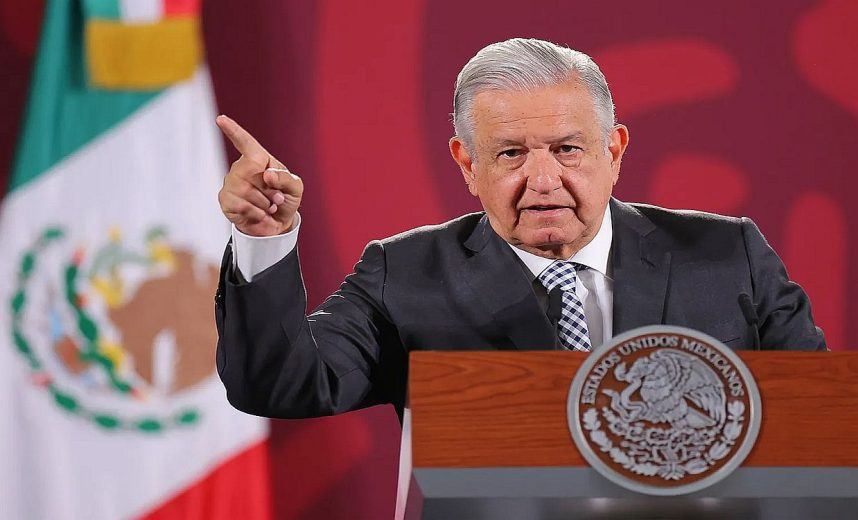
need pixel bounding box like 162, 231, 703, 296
0, 68, 267, 520
120, 0, 163, 23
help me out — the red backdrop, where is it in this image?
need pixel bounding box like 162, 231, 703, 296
2, 1, 856, 518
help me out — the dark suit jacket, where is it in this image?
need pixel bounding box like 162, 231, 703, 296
215, 198, 825, 420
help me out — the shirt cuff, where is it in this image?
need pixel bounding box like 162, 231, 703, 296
230, 213, 301, 282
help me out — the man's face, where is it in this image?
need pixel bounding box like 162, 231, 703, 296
450, 80, 629, 259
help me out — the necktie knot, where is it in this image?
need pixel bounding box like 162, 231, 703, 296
538, 261, 587, 293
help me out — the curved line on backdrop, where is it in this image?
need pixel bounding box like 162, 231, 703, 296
784, 192, 846, 350
315, 0, 443, 275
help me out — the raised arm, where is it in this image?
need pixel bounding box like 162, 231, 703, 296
213, 117, 397, 419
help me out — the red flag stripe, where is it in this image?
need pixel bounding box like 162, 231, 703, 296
138, 441, 271, 520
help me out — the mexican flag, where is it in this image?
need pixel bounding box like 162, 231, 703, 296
0, 1, 269, 518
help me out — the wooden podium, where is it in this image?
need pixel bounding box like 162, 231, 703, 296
409, 351, 858, 519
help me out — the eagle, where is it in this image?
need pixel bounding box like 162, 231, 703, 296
602, 349, 726, 429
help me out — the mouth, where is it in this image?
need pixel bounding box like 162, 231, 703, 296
521, 204, 572, 215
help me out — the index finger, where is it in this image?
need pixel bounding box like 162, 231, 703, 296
216, 115, 269, 164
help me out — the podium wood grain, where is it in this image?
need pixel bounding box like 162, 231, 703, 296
409, 352, 858, 468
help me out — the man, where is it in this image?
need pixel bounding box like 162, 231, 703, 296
214, 38, 825, 422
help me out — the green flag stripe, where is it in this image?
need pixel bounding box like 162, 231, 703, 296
9, 0, 160, 194
82, 0, 120, 20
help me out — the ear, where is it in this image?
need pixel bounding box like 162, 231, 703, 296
608, 124, 630, 186
449, 137, 478, 196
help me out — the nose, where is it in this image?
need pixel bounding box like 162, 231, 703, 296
525, 150, 562, 194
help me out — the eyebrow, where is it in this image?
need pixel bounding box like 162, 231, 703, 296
548, 132, 584, 144
491, 139, 525, 148
490, 132, 585, 148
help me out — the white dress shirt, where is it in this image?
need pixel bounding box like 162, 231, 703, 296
506, 205, 614, 348
230, 213, 302, 282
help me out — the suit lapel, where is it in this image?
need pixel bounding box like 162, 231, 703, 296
610, 199, 672, 335
459, 215, 556, 350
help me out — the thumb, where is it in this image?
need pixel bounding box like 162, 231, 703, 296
263, 168, 302, 194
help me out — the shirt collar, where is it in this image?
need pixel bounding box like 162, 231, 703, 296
507, 204, 613, 280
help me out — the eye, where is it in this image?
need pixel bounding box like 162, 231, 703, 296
556, 144, 582, 154
498, 148, 524, 159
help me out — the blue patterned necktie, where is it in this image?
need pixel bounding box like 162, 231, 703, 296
538, 261, 592, 352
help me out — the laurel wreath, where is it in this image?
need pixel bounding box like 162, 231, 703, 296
65, 254, 137, 395
9, 227, 201, 433
583, 401, 745, 480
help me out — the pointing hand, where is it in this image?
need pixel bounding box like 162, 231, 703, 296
216, 115, 303, 237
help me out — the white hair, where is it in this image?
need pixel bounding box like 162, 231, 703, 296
452, 38, 615, 152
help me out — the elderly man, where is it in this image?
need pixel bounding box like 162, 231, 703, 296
214, 38, 825, 421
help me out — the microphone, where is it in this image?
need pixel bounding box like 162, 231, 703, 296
738, 293, 761, 351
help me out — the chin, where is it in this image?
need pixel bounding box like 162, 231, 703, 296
518, 227, 574, 248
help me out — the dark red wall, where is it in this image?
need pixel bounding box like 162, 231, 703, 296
3, 1, 856, 518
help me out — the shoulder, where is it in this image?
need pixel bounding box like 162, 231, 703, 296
615, 200, 760, 258
349, 213, 485, 284
377, 212, 484, 251
624, 201, 748, 240
627, 201, 743, 230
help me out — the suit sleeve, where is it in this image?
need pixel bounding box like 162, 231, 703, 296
214, 239, 392, 418
741, 218, 827, 351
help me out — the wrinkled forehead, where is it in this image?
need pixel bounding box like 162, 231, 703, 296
471, 82, 601, 146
